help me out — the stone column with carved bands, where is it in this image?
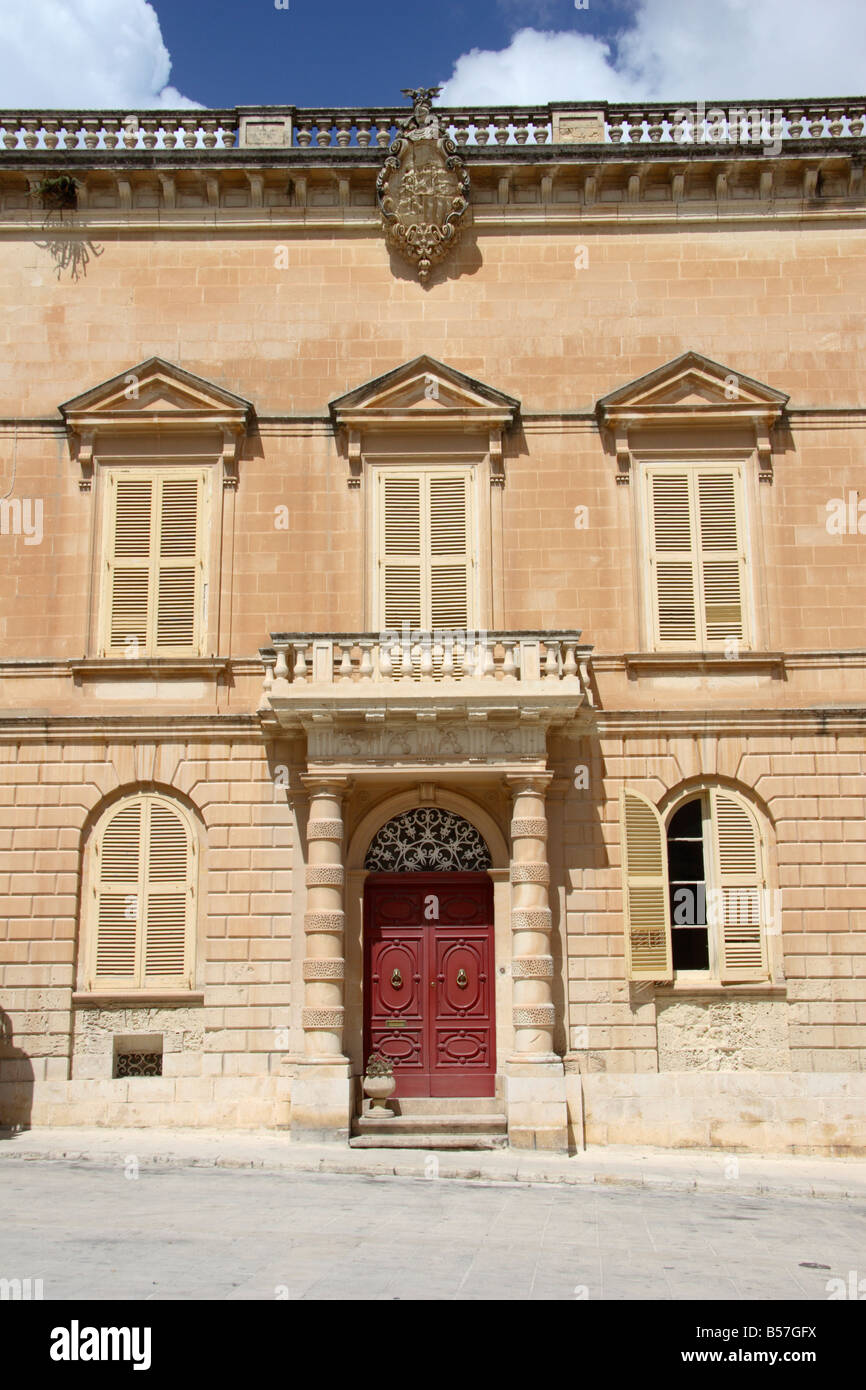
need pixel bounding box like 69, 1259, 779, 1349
302, 778, 348, 1058
509, 774, 556, 1057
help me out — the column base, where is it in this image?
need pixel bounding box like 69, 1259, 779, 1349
289, 1060, 352, 1145
505, 1058, 569, 1153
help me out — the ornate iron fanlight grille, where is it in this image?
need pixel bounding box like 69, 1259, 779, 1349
364, 807, 492, 872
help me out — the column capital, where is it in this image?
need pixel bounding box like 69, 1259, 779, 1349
300, 773, 353, 798
506, 772, 554, 798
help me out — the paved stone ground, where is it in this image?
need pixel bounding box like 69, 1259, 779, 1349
1, 1158, 864, 1301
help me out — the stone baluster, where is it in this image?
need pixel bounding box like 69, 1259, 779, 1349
378, 641, 393, 679
451, 116, 471, 146
259, 653, 275, 707
301, 778, 349, 1059
200, 119, 217, 149
139, 118, 158, 150
375, 121, 392, 148
295, 118, 313, 147
161, 118, 179, 149
315, 117, 332, 148
849, 107, 866, 138
80, 118, 100, 150
562, 640, 579, 678
607, 112, 626, 144
21, 120, 40, 151
219, 122, 236, 149
418, 635, 433, 679
786, 107, 805, 140
493, 114, 511, 145
827, 106, 846, 139
292, 641, 308, 682
2, 122, 20, 151
273, 642, 290, 686
544, 640, 560, 679
334, 117, 352, 148
807, 107, 826, 139
482, 637, 496, 678
512, 114, 530, 145
41, 119, 60, 150
358, 640, 374, 680
474, 118, 492, 146
338, 643, 354, 680
501, 639, 518, 679
647, 110, 665, 143
530, 118, 550, 145
101, 119, 120, 150
355, 117, 372, 148
441, 635, 454, 678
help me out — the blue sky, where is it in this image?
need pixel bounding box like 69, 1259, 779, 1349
154, 0, 632, 108
2, 0, 864, 110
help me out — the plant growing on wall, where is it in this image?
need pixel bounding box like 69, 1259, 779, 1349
35, 174, 79, 216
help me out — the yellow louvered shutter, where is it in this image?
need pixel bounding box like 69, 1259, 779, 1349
155, 476, 201, 650
648, 467, 748, 649
378, 469, 473, 675
94, 800, 142, 983
90, 795, 195, 990
710, 788, 766, 982
143, 801, 193, 980
429, 474, 471, 633
696, 472, 746, 644
620, 789, 673, 981
649, 471, 698, 646
382, 474, 423, 632
107, 478, 153, 654
103, 469, 205, 656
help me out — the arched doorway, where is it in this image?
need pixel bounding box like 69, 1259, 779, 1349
363, 809, 496, 1098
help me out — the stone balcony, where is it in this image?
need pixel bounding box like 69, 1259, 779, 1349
258, 631, 594, 773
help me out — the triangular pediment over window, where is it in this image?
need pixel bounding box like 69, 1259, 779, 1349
329, 356, 520, 432
61, 358, 254, 489
596, 351, 789, 482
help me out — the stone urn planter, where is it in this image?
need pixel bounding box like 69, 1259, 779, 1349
362, 1053, 396, 1116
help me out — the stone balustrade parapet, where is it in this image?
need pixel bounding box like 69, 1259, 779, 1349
0, 98, 864, 156
259, 631, 592, 694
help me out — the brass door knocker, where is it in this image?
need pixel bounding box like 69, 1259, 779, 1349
456, 968, 468, 989
390, 968, 403, 989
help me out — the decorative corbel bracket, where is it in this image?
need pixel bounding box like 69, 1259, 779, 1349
75, 429, 95, 491
347, 429, 362, 489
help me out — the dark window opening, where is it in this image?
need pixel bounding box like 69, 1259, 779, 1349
667, 797, 710, 971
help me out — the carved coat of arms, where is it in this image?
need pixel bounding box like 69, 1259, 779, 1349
377, 87, 470, 282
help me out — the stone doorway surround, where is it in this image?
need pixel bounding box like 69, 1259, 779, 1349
289, 780, 570, 1151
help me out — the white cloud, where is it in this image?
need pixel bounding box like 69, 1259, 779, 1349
439, 0, 866, 105
0, 0, 199, 108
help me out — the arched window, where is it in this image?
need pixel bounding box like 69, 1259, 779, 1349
621, 785, 768, 983
83, 793, 198, 991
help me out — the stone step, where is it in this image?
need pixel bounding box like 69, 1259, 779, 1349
351, 1110, 508, 1150
383, 1096, 503, 1117
349, 1131, 509, 1150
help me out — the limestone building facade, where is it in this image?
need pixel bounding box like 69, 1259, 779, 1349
0, 94, 864, 1153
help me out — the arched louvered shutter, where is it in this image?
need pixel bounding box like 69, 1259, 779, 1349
648, 467, 748, 649
90, 794, 196, 989
710, 788, 767, 982
620, 789, 673, 981
103, 469, 205, 656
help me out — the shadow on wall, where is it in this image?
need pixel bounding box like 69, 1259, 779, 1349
0, 1008, 34, 1135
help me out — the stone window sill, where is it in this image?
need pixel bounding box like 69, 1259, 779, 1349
72, 991, 204, 1008
624, 651, 785, 675
655, 980, 787, 998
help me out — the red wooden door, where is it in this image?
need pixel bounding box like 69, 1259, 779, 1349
364, 873, 495, 1098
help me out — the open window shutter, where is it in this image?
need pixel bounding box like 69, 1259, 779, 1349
620, 790, 673, 981
711, 789, 766, 981
142, 800, 193, 984
696, 471, 746, 645
155, 475, 201, 652
106, 477, 153, 654
93, 800, 142, 985
649, 471, 698, 647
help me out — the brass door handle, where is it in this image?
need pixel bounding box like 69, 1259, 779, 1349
390, 968, 403, 989
456, 968, 468, 989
